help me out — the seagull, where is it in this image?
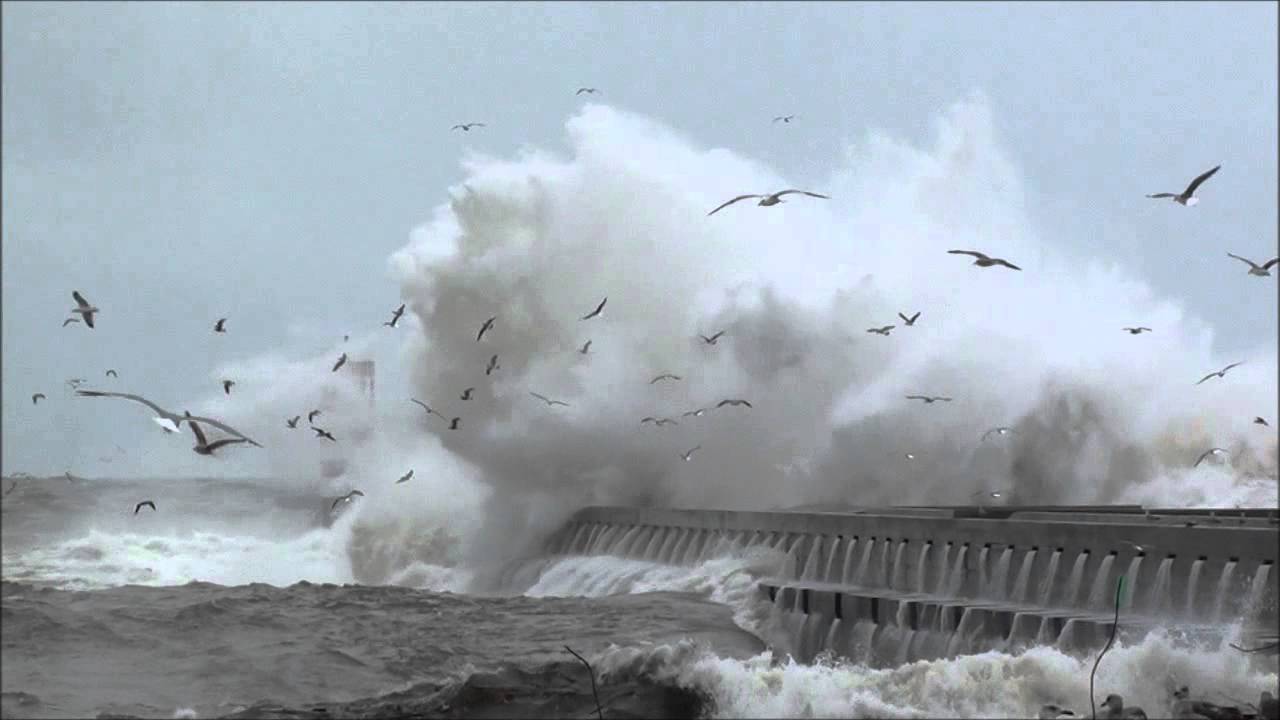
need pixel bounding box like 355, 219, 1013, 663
384, 303, 406, 327
529, 392, 570, 407
772, 115, 797, 123
1226, 253, 1279, 277
451, 123, 485, 132
1123, 327, 1152, 335
75, 390, 262, 445
906, 395, 952, 404
106, 369, 118, 377
972, 490, 1004, 501
698, 331, 726, 345
409, 398, 441, 417
308, 409, 322, 424
708, 189, 830, 215
31, 393, 45, 405
460, 388, 475, 400
580, 297, 607, 320
1038, 704, 1076, 719
214, 318, 227, 333
654, 418, 678, 427
575, 87, 599, 95
485, 354, 500, 376
947, 250, 1022, 270
982, 426, 1016, 441
397, 470, 414, 484
222, 380, 235, 395
1119, 540, 1152, 554
477, 316, 496, 341
867, 325, 895, 336
313, 426, 337, 442
332, 353, 347, 372
187, 418, 252, 456
286, 415, 300, 428
330, 490, 364, 511
650, 373, 681, 384
1255, 416, 1269, 427
717, 399, 753, 409
447, 417, 460, 430
65, 471, 78, 482
62, 317, 80, 327
66, 378, 86, 390
682, 408, 708, 418
1196, 362, 1243, 385
578, 340, 592, 354
134, 501, 156, 514
71, 291, 99, 328
681, 445, 701, 462
1147, 165, 1220, 206
4, 480, 17, 496
898, 311, 921, 326
1193, 447, 1228, 467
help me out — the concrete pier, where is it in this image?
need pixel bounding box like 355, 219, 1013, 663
543, 505, 1279, 665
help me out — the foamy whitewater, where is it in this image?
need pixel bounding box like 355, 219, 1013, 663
3, 99, 1277, 718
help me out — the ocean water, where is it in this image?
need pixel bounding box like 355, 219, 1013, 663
2, 476, 1276, 719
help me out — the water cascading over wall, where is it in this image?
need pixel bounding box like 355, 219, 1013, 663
537, 505, 1280, 667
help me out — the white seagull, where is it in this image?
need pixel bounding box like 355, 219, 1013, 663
529, 392, 570, 407
70, 291, 99, 328
74, 390, 262, 446
1193, 447, 1228, 467
1196, 362, 1242, 385
1226, 253, 1279, 277
948, 250, 1021, 270
331, 490, 364, 511
708, 189, 829, 215
681, 445, 701, 462
1146, 165, 1220, 206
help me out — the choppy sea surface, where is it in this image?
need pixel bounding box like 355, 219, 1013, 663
2, 477, 1276, 719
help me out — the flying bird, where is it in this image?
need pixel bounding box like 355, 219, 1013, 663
31, 393, 45, 405
1119, 540, 1152, 555
384, 303, 406, 327
397, 470, 414, 484
1255, 416, 1270, 427
74, 390, 261, 446
906, 395, 952, 404
580, 297, 607, 320
451, 123, 485, 132
698, 331, 726, 345
477, 316, 496, 341
1193, 447, 1228, 467
71, 291, 99, 328
1226, 253, 1279, 277
898, 311, 921, 326
1123, 327, 1152, 335
1146, 165, 1220, 206
717, 399, 753, 409
62, 318, 80, 327
681, 408, 707, 418
286, 415, 300, 428
529, 392, 570, 407
332, 353, 348, 372
947, 250, 1021, 270
308, 409, 322, 424
460, 388, 475, 400
982, 426, 1016, 441
222, 380, 235, 395
681, 445, 701, 462
485, 354, 500, 376
447, 417, 460, 430
708, 189, 830, 215
214, 318, 227, 333
64, 471, 78, 482
187, 419, 252, 456
313, 426, 337, 442
575, 87, 599, 95
866, 325, 894, 336
772, 115, 796, 123
330, 490, 364, 511
4, 480, 17, 497
650, 373, 681, 384
106, 369, 118, 377
654, 418, 678, 426
134, 501, 156, 514
578, 340, 592, 355
972, 490, 1004, 501
1196, 362, 1243, 385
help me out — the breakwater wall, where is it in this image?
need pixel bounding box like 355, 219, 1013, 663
543, 505, 1280, 665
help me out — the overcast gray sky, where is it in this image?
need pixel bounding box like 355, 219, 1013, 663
3, 1, 1276, 476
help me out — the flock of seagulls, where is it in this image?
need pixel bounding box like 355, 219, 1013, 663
19, 91, 1276, 514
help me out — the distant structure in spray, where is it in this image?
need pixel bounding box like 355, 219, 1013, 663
321, 359, 376, 480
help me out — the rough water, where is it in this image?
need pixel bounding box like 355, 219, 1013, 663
3, 477, 1277, 719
